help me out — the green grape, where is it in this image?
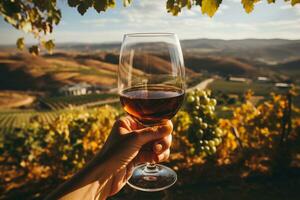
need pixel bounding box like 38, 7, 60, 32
198, 90, 205, 97
204, 146, 210, 153
210, 99, 217, 106
210, 146, 217, 154
187, 95, 195, 103
197, 117, 203, 124
199, 105, 206, 111
214, 138, 221, 145
215, 128, 222, 136
196, 129, 204, 138
184, 88, 222, 157
208, 140, 215, 146
201, 122, 208, 129
203, 97, 210, 104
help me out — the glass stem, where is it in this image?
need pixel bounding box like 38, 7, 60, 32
144, 163, 159, 173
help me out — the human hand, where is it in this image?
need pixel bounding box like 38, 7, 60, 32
46, 116, 173, 200
99, 116, 173, 197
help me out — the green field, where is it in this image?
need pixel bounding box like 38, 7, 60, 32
208, 79, 285, 96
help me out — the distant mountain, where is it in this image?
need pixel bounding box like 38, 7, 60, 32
1, 39, 299, 64
181, 39, 300, 64
50, 39, 300, 64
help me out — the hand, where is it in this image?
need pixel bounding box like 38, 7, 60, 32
99, 116, 173, 197
46, 116, 173, 200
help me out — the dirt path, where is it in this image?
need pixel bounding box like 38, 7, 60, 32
187, 78, 214, 92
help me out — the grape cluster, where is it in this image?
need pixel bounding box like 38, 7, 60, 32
185, 89, 223, 156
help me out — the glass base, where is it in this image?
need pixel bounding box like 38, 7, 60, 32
127, 163, 177, 192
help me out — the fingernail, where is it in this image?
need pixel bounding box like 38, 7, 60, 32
158, 125, 168, 132
154, 144, 163, 153
157, 153, 165, 161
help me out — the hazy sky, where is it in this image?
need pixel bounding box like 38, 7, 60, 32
0, 0, 300, 44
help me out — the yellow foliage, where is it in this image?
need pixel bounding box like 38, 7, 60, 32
242, 0, 261, 13
201, 0, 220, 17
216, 90, 300, 168
292, 0, 300, 6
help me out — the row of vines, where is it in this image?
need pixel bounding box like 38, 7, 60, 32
0, 89, 299, 199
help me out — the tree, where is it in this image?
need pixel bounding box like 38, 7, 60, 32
0, 0, 299, 55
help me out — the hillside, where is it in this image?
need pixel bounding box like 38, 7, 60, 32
1, 47, 298, 93
183, 55, 257, 76
275, 59, 300, 82
0, 52, 119, 91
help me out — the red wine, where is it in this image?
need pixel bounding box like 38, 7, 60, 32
120, 85, 185, 125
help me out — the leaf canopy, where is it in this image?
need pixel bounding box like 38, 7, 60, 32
0, 0, 299, 55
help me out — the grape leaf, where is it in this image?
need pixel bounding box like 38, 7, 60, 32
123, 0, 132, 7
29, 45, 40, 56
42, 40, 55, 54
94, 0, 106, 13
201, 0, 220, 17
16, 37, 25, 50
77, 2, 88, 15
291, 0, 300, 6
68, 0, 81, 7
242, 0, 260, 13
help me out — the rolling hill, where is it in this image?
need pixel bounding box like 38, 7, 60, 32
1, 40, 299, 93
274, 59, 300, 83
0, 52, 119, 91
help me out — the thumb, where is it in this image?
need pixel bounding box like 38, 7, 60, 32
133, 121, 173, 145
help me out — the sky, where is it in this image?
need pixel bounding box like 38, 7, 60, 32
0, 0, 300, 44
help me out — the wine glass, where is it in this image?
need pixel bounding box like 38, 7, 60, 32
118, 33, 185, 191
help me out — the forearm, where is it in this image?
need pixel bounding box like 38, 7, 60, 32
45, 155, 113, 200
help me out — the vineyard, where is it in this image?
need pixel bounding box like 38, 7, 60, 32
0, 88, 300, 199
0, 110, 59, 133
0, 92, 121, 135
39, 93, 118, 110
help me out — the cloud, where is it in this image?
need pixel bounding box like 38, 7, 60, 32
280, 4, 300, 15
71, 0, 300, 42
1, 0, 300, 45
80, 18, 122, 26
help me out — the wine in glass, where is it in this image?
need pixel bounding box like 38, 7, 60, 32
118, 33, 185, 191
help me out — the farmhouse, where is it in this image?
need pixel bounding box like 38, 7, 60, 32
275, 82, 291, 88
257, 76, 270, 82
59, 82, 91, 96
228, 77, 248, 82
